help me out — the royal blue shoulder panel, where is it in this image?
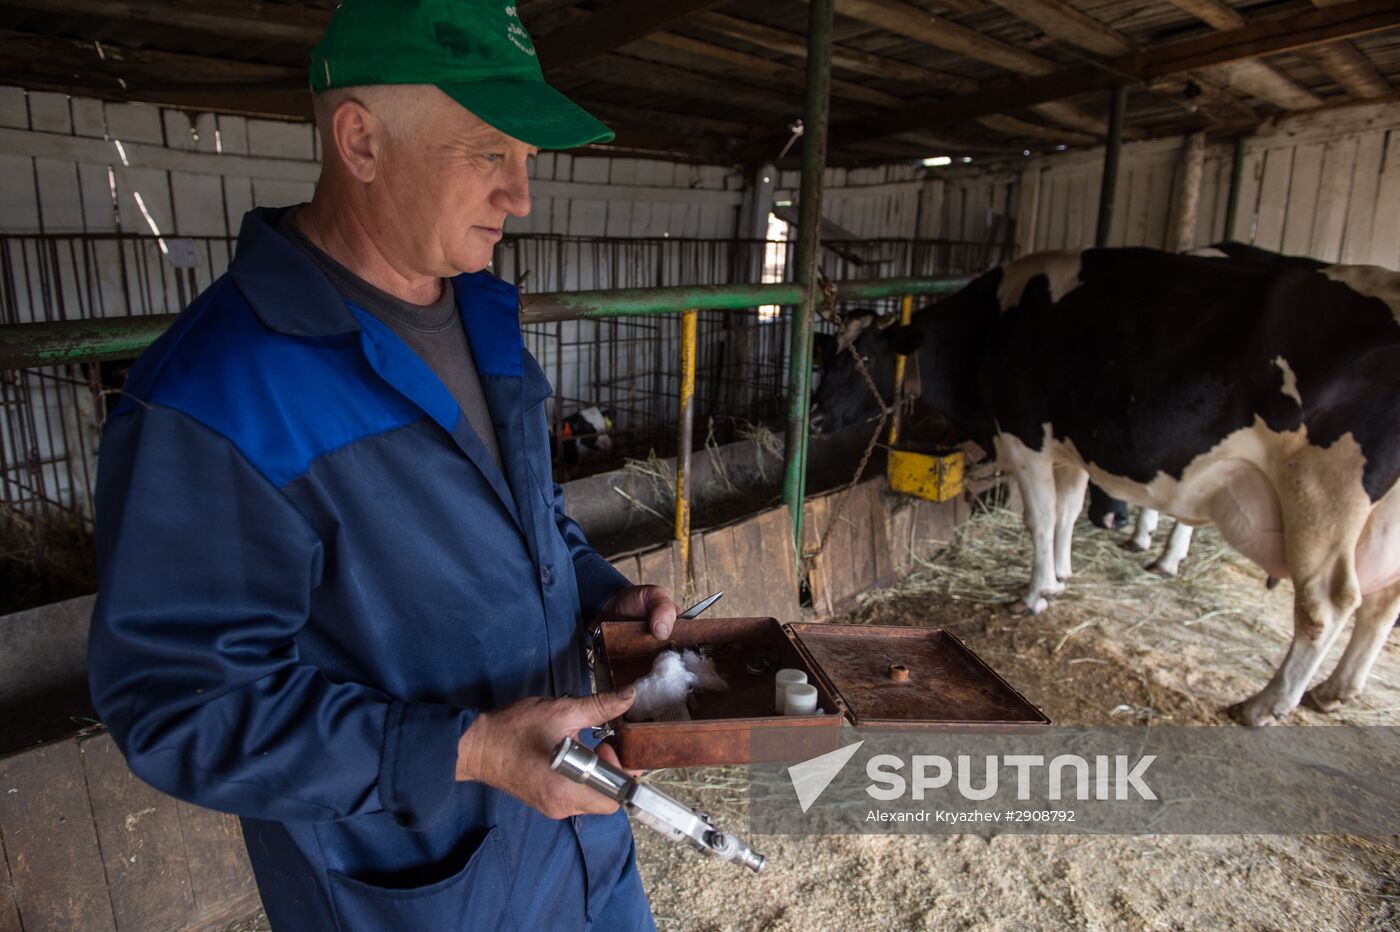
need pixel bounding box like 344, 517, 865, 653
121, 278, 425, 488
454, 271, 524, 377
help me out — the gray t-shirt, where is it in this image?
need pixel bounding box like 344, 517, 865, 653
278, 210, 503, 471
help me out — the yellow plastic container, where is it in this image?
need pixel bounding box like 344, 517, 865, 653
887, 448, 964, 503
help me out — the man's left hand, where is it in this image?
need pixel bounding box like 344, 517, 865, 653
598, 585, 679, 639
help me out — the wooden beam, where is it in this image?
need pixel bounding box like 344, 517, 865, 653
0, 0, 328, 44
531, 0, 728, 70
1310, 0, 1390, 98
1164, 0, 1323, 109
692, 11, 975, 91
0, 30, 303, 85
556, 54, 802, 116
976, 113, 1096, 146
811, 0, 1400, 150
811, 0, 1109, 135
984, 0, 1132, 57
636, 33, 906, 109
825, 0, 1059, 76
1308, 40, 1390, 98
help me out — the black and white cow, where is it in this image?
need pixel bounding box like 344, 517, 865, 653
1090, 244, 1336, 577
555, 405, 614, 465
813, 247, 1400, 724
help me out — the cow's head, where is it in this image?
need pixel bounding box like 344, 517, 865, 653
810, 320, 924, 435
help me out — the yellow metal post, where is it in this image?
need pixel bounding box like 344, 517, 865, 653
887, 294, 914, 446
674, 309, 698, 597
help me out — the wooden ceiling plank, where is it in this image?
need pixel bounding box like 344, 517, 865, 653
0, 0, 328, 44
1308, 40, 1390, 98
532, 0, 729, 70
1164, 0, 1323, 108
983, 0, 1132, 58
691, 11, 974, 91
821, 0, 1058, 76
813, 0, 1400, 151
638, 32, 906, 109
977, 113, 1096, 145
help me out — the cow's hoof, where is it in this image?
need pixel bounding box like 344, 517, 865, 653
1226, 698, 1292, 726
1302, 685, 1355, 713
1008, 596, 1048, 616
1147, 561, 1179, 578
1265, 576, 1281, 590
1121, 538, 1150, 553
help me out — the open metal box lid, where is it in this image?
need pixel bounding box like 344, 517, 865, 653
785, 623, 1049, 729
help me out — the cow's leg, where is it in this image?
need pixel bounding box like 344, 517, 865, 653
1229, 534, 1364, 725
1052, 464, 1088, 582
1126, 508, 1159, 552
995, 435, 1061, 614
1148, 521, 1194, 577
1305, 581, 1400, 712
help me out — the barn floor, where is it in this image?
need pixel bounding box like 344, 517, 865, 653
632, 507, 1400, 932
220, 505, 1400, 932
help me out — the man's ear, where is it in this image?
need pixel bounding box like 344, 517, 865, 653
887, 325, 925, 356
331, 98, 381, 183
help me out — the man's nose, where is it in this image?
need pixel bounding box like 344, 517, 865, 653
494, 165, 532, 218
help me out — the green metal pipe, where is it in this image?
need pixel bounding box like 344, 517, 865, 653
1223, 135, 1247, 240
1, 277, 969, 371
782, 0, 835, 564
1094, 85, 1128, 249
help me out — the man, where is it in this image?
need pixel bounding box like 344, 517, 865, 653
87, 2, 672, 929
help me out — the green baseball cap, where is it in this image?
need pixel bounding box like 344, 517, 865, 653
310, 0, 614, 150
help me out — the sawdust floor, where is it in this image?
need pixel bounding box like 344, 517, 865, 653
636, 513, 1400, 932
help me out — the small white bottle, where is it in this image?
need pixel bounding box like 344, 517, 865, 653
774, 668, 807, 714
783, 683, 819, 716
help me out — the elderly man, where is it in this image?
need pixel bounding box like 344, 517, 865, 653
87, 2, 670, 929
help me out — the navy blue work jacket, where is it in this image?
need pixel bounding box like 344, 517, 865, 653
88, 207, 643, 930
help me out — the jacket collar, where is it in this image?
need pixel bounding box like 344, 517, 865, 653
228, 208, 526, 378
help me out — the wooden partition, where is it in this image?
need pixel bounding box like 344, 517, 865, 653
0, 734, 257, 932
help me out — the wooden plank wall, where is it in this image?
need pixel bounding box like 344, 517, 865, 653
970, 100, 1400, 268
0, 734, 257, 932
770, 101, 1400, 271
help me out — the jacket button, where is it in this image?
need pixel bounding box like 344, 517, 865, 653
540, 564, 554, 585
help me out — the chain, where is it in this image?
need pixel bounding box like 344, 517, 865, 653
803, 278, 891, 567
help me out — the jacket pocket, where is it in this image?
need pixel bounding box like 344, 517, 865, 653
326, 827, 516, 932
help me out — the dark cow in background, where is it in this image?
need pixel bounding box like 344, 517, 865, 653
813, 246, 1400, 724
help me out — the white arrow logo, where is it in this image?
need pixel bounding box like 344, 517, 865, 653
788, 740, 865, 813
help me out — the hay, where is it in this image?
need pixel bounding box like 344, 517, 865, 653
864, 501, 1255, 628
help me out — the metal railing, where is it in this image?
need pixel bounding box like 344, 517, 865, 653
0, 230, 1005, 612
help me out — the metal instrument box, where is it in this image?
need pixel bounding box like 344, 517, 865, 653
596, 617, 1049, 769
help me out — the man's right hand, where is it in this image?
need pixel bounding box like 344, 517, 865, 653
455, 688, 636, 819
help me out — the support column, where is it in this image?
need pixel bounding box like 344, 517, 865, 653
674, 308, 698, 597
1224, 136, 1248, 241
1169, 131, 1207, 253
1094, 86, 1127, 248
782, 0, 834, 563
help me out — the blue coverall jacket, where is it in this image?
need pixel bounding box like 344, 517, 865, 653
88, 207, 650, 931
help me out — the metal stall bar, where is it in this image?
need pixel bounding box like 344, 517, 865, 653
887, 293, 914, 447
1095, 85, 1128, 248
783, 0, 836, 562
0, 278, 969, 370
674, 309, 698, 596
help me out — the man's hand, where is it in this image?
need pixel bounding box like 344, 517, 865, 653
456, 689, 636, 819
598, 584, 680, 640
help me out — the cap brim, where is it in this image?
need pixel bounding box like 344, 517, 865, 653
439, 77, 614, 150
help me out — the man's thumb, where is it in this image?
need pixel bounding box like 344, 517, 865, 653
571, 687, 636, 725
